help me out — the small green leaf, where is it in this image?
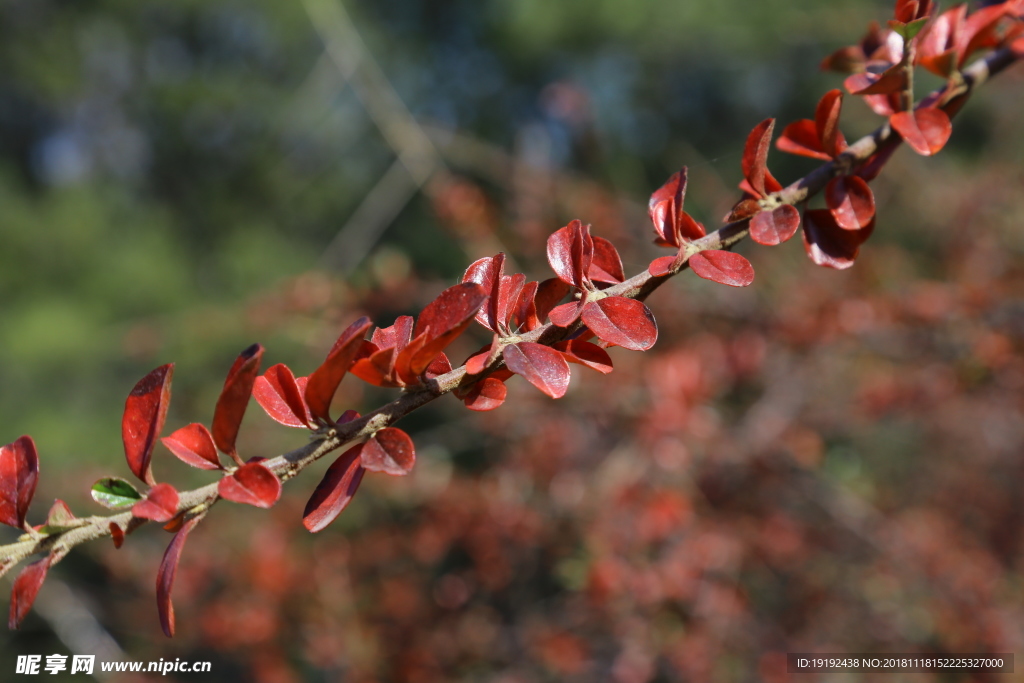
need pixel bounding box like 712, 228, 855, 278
887, 17, 928, 40
91, 478, 143, 510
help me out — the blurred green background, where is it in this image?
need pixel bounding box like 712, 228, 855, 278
3, 0, 1024, 680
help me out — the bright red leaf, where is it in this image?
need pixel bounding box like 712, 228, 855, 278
212, 344, 264, 462
305, 318, 372, 422
547, 220, 594, 289
777, 119, 831, 161
589, 237, 625, 284
9, 556, 50, 629
404, 283, 487, 378
361, 428, 416, 476
503, 342, 571, 399
555, 339, 614, 374
0, 435, 39, 529
122, 364, 173, 486
581, 297, 658, 352
749, 205, 801, 246
648, 255, 677, 277
815, 89, 847, 158
218, 461, 282, 508
110, 522, 125, 549
826, 176, 876, 230
890, 108, 952, 156
742, 119, 776, 198
156, 515, 201, 637
689, 250, 755, 287
131, 483, 180, 523
253, 364, 311, 429
303, 444, 366, 533
161, 423, 221, 471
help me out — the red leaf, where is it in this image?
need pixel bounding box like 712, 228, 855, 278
109, 522, 125, 549
857, 139, 900, 182
0, 435, 39, 529
460, 377, 508, 411
122, 364, 174, 486
589, 237, 625, 284
503, 342, 571, 399
647, 169, 702, 247
826, 176, 876, 230
689, 250, 755, 287
303, 445, 366, 533
405, 284, 487, 380
162, 423, 221, 470
305, 318, 372, 423
9, 556, 50, 629
131, 483, 180, 523
546, 219, 594, 289
496, 273, 527, 332
424, 352, 452, 379
846, 65, 907, 96
581, 297, 658, 352
803, 208, 876, 269
890, 108, 952, 156
648, 255, 677, 277
777, 119, 830, 161
749, 205, 801, 246
741, 119, 776, 198
463, 254, 505, 332
532, 279, 572, 325
548, 300, 585, 328
361, 428, 416, 476
554, 339, 614, 374
218, 462, 282, 508
253, 364, 311, 429
212, 344, 264, 461
372, 316, 414, 352
351, 346, 398, 387
815, 89, 847, 158
513, 280, 542, 331
156, 515, 201, 637
820, 45, 867, 73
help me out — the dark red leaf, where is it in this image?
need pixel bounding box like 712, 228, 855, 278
749, 205, 801, 246
820, 45, 866, 73
161, 423, 221, 470
689, 250, 755, 287
546, 219, 594, 289
826, 176, 876, 230
958, 4, 1007, 66
361, 428, 416, 476
303, 445, 366, 533
890, 108, 952, 156
648, 169, 703, 247
9, 556, 50, 629
497, 273, 527, 332
425, 352, 452, 379
109, 522, 125, 549
648, 255, 677, 277
846, 65, 907, 96
554, 339, 614, 374
351, 346, 398, 387
218, 462, 282, 508
777, 119, 830, 161
857, 139, 900, 181
532, 279, 572, 325
157, 515, 201, 637
728, 198, 762, 222
741, 119, 776, 198
581, 297, 658, 352
513, 280, 542, 331
253, 364, 311, 429
503, 342, 571, 399
462, 254, 505, 332
372, 316, 414, 352
460, 377, 508, 411
803, 208, 876, 269
815, 89, 847, 158
132, 483, 180, 523
212, 344, 264, 461
0, 435, 39, 529
122, 364, 173, 486
589, 237, 625, 284
548, 300, 585, 328
305, 318, 372, 423
466, 338, 498, 376
406, 283, 487, 378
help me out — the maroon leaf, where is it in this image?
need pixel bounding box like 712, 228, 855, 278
846, 65, 907, 95
460, 377, 508, 411
407, 283, 487, 377
648, 255, 677, 277
361, 428, 416, 476
581, 297, 658, 352
496, 273, 527, 332
803, 208, 876, 269
826, 176, 876, 229
9, 556, 51, 629
305, 318, 372, 423
815, 89, 847, 158
741, 119, 776, 198
0, 435, 39, 529
750, 205, 801, 246
253, 364, 311, 429
890, 108, 952, 156
532, 279, 572, 325
212, 344, 264, 462
132, 483, 180, 523
548, 300, 585, 328
303, 445, 366, 533
689, 250, 755, 287
424, 352, 452, 379
503, 342, 571, 398
546, 219, 594, 289
110, 522, 125, 549
161, 423, 221, 471
554, 339, 614, 374
589, 237, 625, 284
513, 280, 542, 331
122, 364, 174, 486
463, 254, 505, 332
156, 515, 201, 637
777, 119, 830, 161
218, 461, 281, 508
648, 168, 687, 246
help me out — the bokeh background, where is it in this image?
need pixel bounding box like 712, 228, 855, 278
2, 0, 1024, 680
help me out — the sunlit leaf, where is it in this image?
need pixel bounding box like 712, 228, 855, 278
131, 483, 180, 523
463, 254, 505, 332
460, 377, 508, 411
749, 205, 801, 246
546, 220, 594, 289
890, 108, 952, 156
0, 435, 39, 529
826, 175, 876, 229
777, 119, 831, 161
741, 119, 776, 198
815, 89, 847, 158
122, 364, 173, 486
503, 342, 571, 398
91, 477, 143, 510
9, 556, 51, 629
305, 318, 372, 423
554, 339, 614, 374
253, 364, 311, 429
212, 344, 264, 461
161, 423, 221, 471
218, 461, 282, 508
361, 428, 416, 476
689, 250, 755, 287
580, 297, 658, 352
